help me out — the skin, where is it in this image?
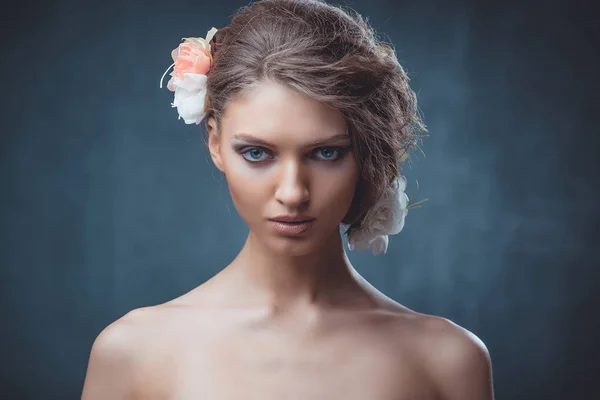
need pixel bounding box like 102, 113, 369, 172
81, 81, 494, 400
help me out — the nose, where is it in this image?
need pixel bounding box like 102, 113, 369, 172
274, 158, 310, 208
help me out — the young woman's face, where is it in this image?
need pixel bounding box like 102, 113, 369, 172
208, 81, 359, 255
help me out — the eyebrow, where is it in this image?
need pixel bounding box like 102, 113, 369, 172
231, 133, 351, 148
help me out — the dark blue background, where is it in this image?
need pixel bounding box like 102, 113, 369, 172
1, 0, 598, 398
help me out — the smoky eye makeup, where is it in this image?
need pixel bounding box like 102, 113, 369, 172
238, 146, 273, 162
231, 143, 273, 161
312, 146, 350, 161
233, 144, 351, 164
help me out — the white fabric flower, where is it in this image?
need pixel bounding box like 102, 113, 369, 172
169, 73, 208, 125
347, 175, 409, 255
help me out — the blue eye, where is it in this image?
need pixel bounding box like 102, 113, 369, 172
314, 147, 344, 161
239, 146, 347, 163
241, 147, 271, 162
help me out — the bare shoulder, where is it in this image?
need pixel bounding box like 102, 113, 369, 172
402, 313, 495, 400
90, 306, 161, 356
81, 306, 162, 399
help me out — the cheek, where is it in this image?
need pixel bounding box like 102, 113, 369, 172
223, 156, 270, 220
312, 161, 359, 216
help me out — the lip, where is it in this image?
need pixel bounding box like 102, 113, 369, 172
267, 218, 315, 236
269, 215, 315, 223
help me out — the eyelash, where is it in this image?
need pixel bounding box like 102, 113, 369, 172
238, 146, 348, 163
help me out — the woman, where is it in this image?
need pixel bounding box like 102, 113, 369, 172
82, 0, 494, 398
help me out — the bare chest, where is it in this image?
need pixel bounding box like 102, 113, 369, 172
136, 347, 435, 399
132, 311, 438, 400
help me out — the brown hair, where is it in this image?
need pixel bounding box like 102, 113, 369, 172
204, 0, 427, 235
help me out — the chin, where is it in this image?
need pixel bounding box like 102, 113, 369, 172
275, 239, 326, 256
258, 224, 341, 256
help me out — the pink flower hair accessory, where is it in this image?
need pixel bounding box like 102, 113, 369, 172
159, 27, 218, 125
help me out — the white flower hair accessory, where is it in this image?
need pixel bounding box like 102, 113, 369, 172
346, 175, 427, 256
159, 27, 218, 125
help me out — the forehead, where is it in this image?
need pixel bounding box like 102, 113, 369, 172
221, 81, 347, 141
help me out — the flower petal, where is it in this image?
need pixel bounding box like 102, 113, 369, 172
166, 77, 177, 92
370, 235, 389, 255
172, 85, 207, 125
171, 48, 179, 62
205, 27, 218, 48
170, 73, 207, 91
347, 230, 375, 252
397, 175, 407, 192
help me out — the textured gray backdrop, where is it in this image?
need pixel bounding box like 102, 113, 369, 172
1, 0, 598, 398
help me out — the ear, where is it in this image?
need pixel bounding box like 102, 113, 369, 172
207, 116, 225, 172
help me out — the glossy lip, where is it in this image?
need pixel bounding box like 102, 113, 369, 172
268, 219, 315, 236
269, 215, 316, 223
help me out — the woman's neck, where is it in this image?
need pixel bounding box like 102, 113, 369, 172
218, 230, 378, 315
